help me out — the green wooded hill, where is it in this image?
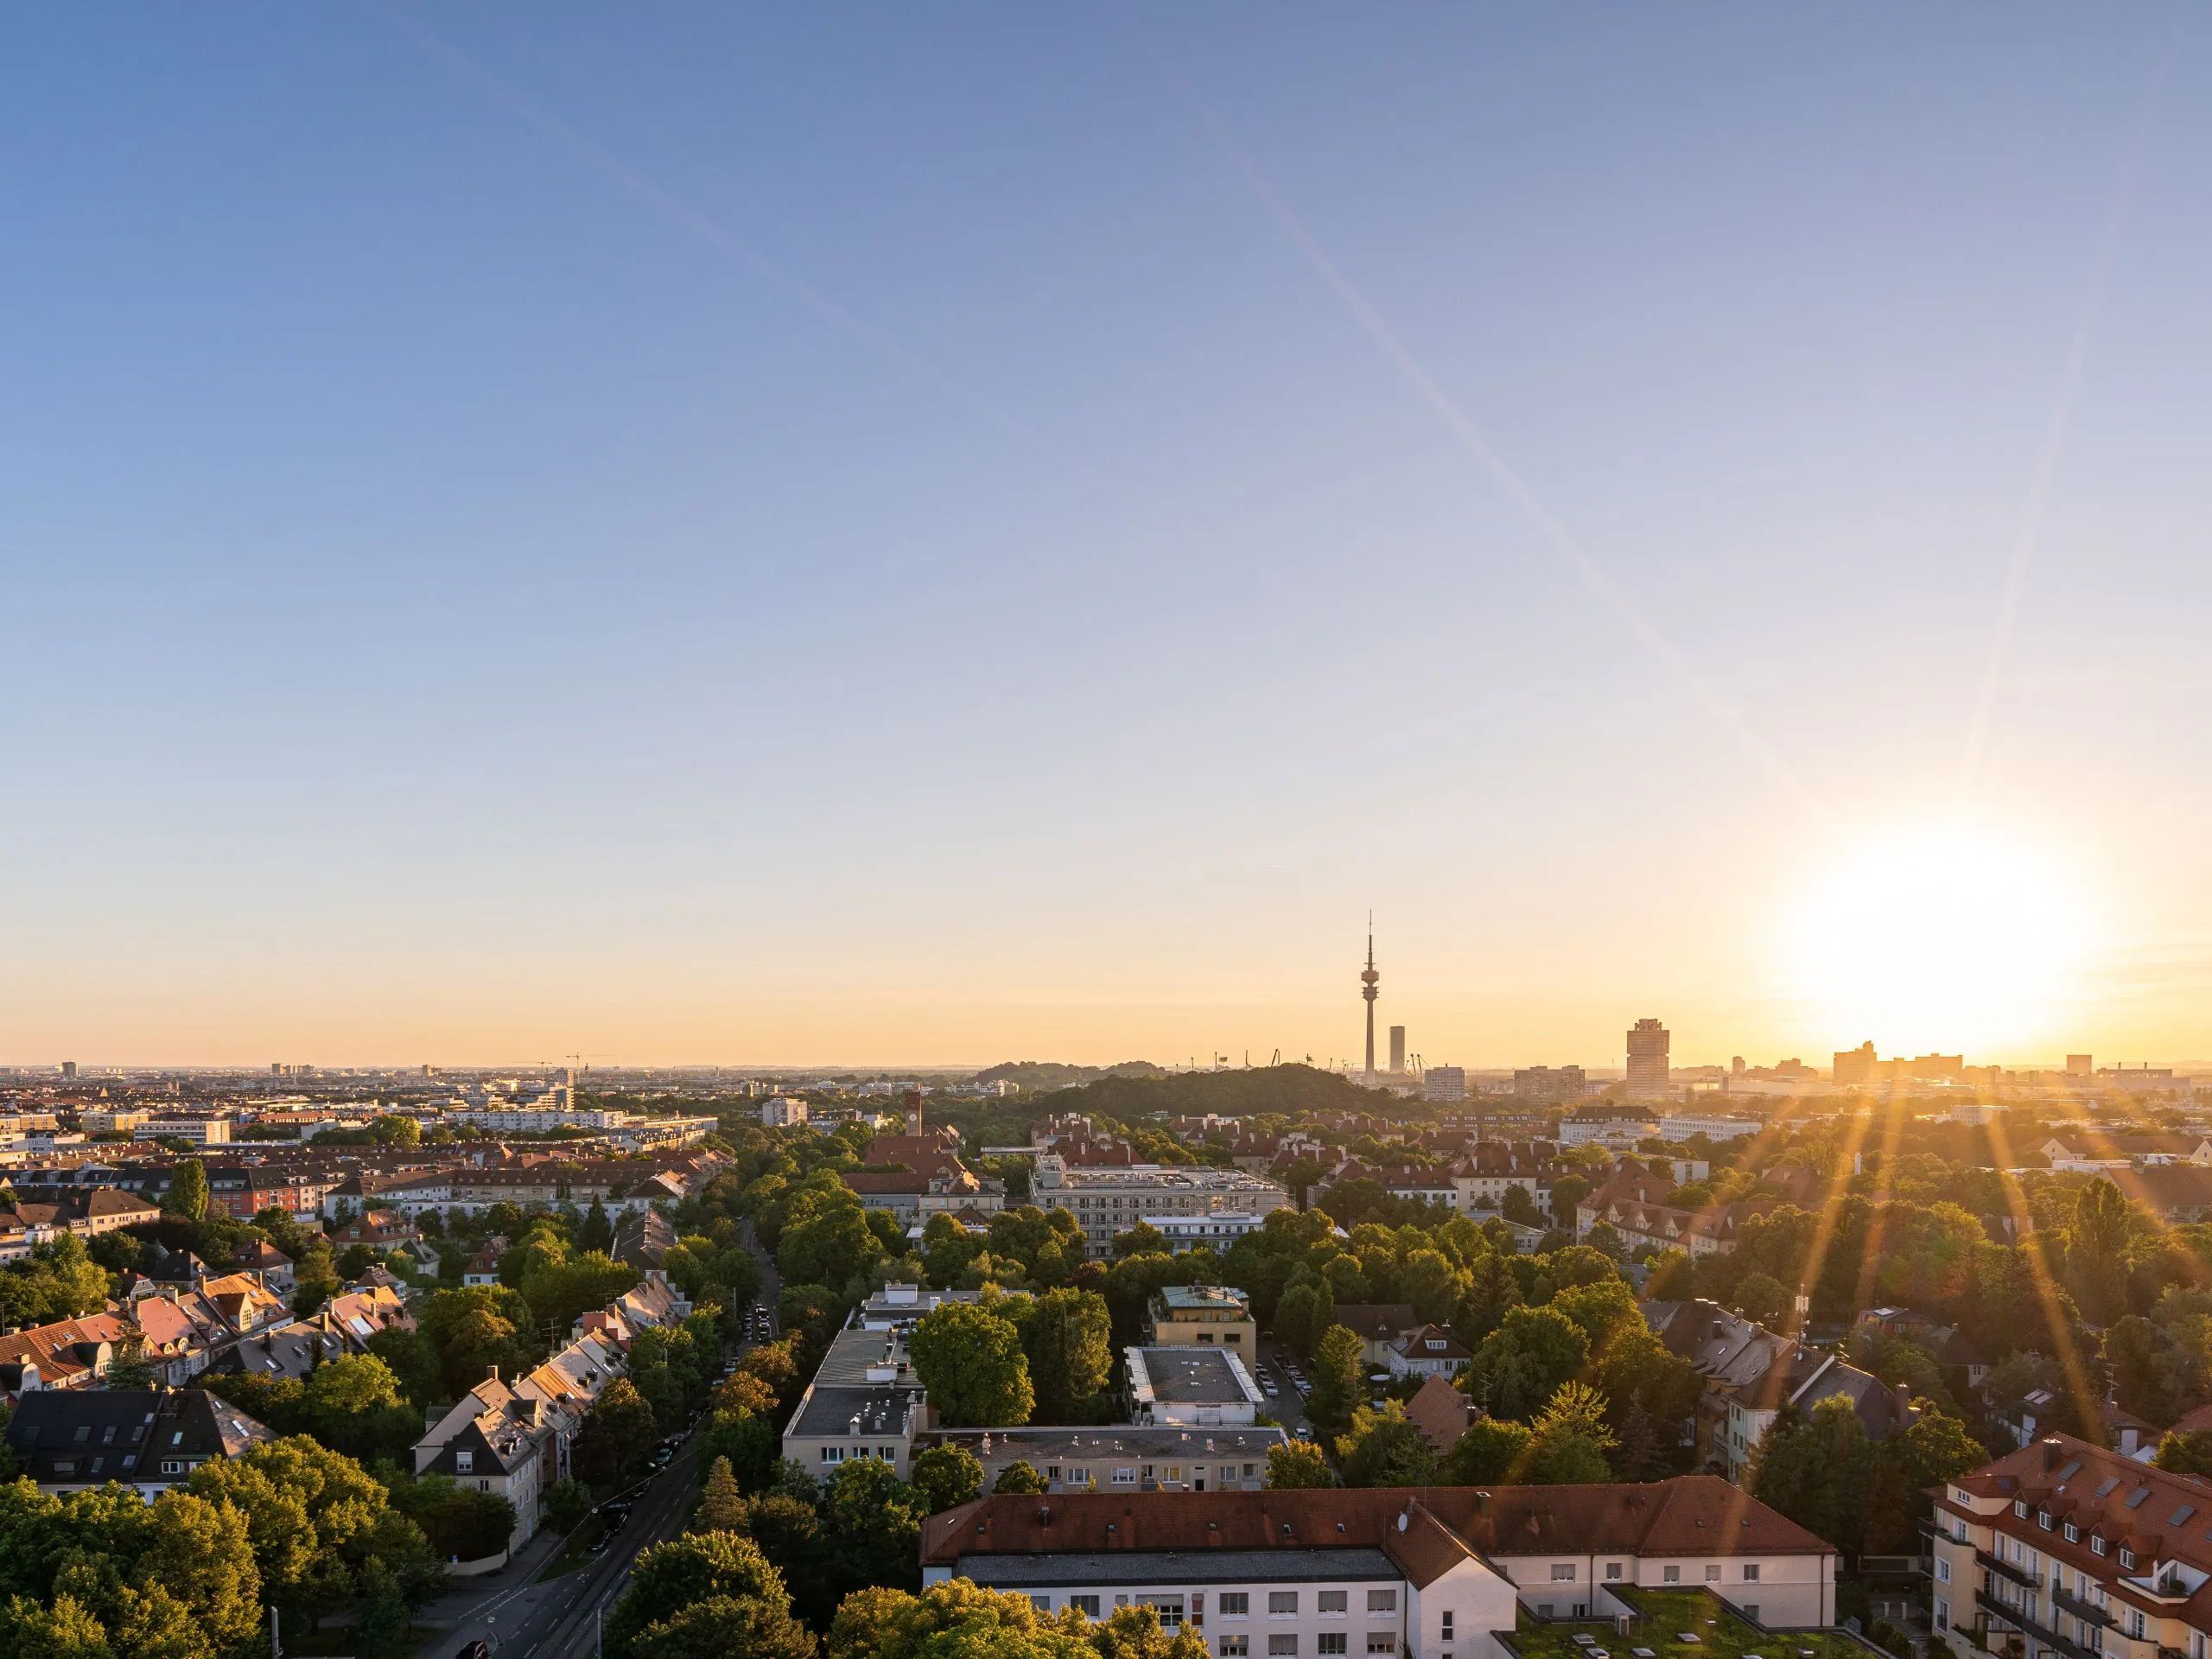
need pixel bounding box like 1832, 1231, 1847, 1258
970, 1059, 1167, 1090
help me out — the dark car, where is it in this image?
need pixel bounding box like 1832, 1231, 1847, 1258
458, 1643, 491, 1659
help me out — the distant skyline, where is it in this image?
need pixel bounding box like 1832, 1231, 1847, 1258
6, 8, 2210, 1070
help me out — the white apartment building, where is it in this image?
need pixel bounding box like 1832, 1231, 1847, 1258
448, 1107, 620, 1134
921, 1482, 1839, 1658
1029, 1155, 1289, 1258
1930, 1434, 2212, 1659
1657, 1116, 1765, 1143
132, 1117, 232, 1146
1146, 1212, 1269, 1252
1125, 1346, 1264, 1427
760, 1096, 810, 1128
1423, 1067, 1468, 1104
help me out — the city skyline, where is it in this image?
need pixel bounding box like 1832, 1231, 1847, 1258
7, 10, 2210, 1067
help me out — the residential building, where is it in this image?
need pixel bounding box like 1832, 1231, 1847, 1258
1578, 1177, 1762, 1257
1656, 1116, 1765, 1143
133, 1116, 232, 1145
1558, 1111, 1658, 1148
1929, 1433, 2212, 1659
760, 1096, 810, 1128
781, 1322, 930, 1479
3, 1389, 274, 1497
1147, 1285, 1258, 1355
857, 1283, 988, 1329
1626, 1019, 1672, 1102
1423, 1066, 1467, 1104
1403, 1374, 1476, 1455
83, 1109, 149, 1135
1124, 1346, 1262, 1427
1385, 1324, 1474, 1380
1512, 1065, 1589, 1104
911, 1425, 1285, 1495
415, 1374, 560, 1556
1644, 1298, 1914, 1483
920, 1480, 1840, 1649
1029, 1156, 1289, 1258
1833, 1044, 1879, 1087
1145, 1212, 1271, 1252
1330, 1305, 1420, 1369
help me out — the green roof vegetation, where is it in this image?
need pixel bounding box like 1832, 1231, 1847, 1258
1509, 1589, 1867, 1659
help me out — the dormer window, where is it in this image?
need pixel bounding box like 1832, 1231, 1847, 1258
2016, 1501, 2031, 1518
2093, 1537, 2108, 1557
2039, 1510, 2053, 1530
2065, 1523, 2080, 1542
2120, 1548, 2137, 1571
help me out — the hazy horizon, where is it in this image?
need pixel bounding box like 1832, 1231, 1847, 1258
7, 7, 2210, 1068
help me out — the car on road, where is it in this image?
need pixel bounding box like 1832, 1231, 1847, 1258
587, 1535, 610, 1555
458, 1642, 491, 1659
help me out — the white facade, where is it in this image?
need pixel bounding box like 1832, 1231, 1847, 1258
760, 1096, 810, 1127
1657, 1115, 1764, 1142
1144, 1212, 1268, 1252
133, 1117, 232, 1145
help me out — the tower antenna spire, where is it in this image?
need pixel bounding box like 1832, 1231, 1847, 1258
1359, 914, 1380, 1083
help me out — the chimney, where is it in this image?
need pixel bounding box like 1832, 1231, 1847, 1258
486, 1364, 500, 1383
2042, 1437, 2065, 1471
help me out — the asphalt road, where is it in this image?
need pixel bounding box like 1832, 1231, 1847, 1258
428, 1232, 781, 1659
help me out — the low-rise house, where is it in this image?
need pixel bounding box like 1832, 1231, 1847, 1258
330, 1208, 415, 1249
1124, 1346, 1262, 1427
1329, 1304, 1419, 1368
463, 1237, 506, 1287
234, 1238, 296, 1294
1403, 1374, 1477, 1454
4, 1389, 273, 1497
613, 1206, 677, 1269
780, 1322, 929, 1479
921, 1479, 1841, 1643
415, 1373, 560, 1555
1387, 1324, 1475, 1379
0, 1313, 135, 1393
1579, 1177, 1764, 1257
1645, 1298, 1912, 1482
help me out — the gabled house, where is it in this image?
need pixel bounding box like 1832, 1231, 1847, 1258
4, 1389, 273, 1496
1387, 1324, 1474, 1379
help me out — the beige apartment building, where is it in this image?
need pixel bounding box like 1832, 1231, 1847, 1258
1931, 1434, 2212, 1659
1029, 1154, 1289, 1258
1146, 1284, 1258, 1355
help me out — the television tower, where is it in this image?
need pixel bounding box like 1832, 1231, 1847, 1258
1360, 916, 1380, 1082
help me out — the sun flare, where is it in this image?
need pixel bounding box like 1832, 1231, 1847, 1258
1781, 823, 2091, 1058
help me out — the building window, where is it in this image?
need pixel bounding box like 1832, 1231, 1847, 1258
1743, 1566, 1760, 1583
1936, 1559, 1951, 1585
1113, 1468, 1136, 1485
1220, 1642, 1249, 1658
2064, 1523, 2079, 1542
1663, 1567, 1681, 1585
1552, 1565, 1575, 1581
2039, 1510, 2052, 1530
1366, 1639, 1396, 1656
1269, 1593, 1299, 1617
1440, 1614, 1453, 1641
2015, 1501, 2030, 1518
1221, 1595, 1249, 1618
1605, 1563, 1623, 1581
1071, 1597, 1101, 1618
1366, 1591, 1396, 1613
1268, 1640, 1299, 1658
1744, 1607, 1759, 1624
2092, 1537, 2107, 1556
1934, 1600, 1949, 1633
2120, 1549, 2137, 1572
1705, 1566, 1721, 1583
1319, 1592, 1348, 1613
1319, 1639, 1347, 1656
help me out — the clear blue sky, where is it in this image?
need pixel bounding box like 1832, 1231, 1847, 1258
4, 5, 2207, 1068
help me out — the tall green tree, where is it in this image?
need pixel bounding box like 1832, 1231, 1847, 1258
909, 1445, 984, 1515
909, 1301, 1033, 1427
1266, 1440, 1336, 1489
602, 1532, 814, 1659
1337, 1402, 1439, 1488
162, 1160, 209, 1222
1306, 1324, 1365, 1433
1013, 1287, 1112, 1421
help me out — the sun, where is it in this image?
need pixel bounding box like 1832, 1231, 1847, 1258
1779, 822, 2091, 1058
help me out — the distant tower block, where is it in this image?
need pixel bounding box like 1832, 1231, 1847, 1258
1625, 1017, 1671, 1101
1389, 1026, 1407, 1075
2067, 1053, 2093, 1077
1360, 921, 1380, 1081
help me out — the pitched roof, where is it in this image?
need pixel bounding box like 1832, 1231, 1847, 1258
1329, 1304, 1417, 1342
922, 1478, 1832, 1577
1403, 1375, 1477, 1454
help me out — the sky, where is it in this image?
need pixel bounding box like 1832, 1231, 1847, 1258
3, 5, 2209, 1071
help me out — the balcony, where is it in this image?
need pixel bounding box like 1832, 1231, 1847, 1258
1976, 1589, 2104, 1659
1980, 1551, 2042, 1591
2052, 1587, 2111, 1629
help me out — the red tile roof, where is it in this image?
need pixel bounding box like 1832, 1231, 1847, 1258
921, 1478, 1832, 1580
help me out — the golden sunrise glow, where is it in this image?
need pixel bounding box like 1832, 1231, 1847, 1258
1780, 822, 2093, 1058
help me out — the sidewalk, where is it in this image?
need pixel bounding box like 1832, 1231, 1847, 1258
410, 1528, 571, 1657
